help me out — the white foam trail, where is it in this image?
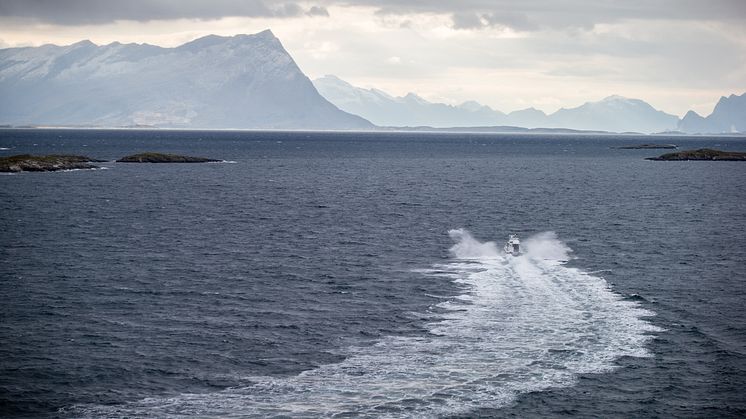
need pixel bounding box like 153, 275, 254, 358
72, 230, 660, 418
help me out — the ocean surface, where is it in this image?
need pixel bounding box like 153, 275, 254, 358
1, 129, 745, 418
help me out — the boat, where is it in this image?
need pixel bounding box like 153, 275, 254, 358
504, 234, 521, 256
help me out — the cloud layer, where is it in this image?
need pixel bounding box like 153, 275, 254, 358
358, 0, 746, 30
0, 0, 328, 25
3, 0, 744, 30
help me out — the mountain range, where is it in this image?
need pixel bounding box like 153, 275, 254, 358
315, 75, 744, 134
0, 30, 372, 130
677, 94, 746, 134
0, 30, 743, 134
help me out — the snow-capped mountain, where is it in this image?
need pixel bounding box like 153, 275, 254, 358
548, 95, 680, 133
0, 30, 372, 129
506, 108, 551, 129
314, 76, 681, 133
678, 93, 746, 134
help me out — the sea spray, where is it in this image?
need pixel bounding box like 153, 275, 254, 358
448, 228, 501, 259
522, 231, 573, 261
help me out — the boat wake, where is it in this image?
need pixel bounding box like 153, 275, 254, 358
70, 229, 659, 418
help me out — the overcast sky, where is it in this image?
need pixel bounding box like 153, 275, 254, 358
1, 0, 745, 116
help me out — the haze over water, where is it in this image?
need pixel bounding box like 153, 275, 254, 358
1, 129, 745, 417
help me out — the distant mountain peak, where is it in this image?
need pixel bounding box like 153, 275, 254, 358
177, 30, 280, 52
317, 74, 352, 86
403, 92, 428, 103
679, 91, 745, 133
597, 95, 649, 107
549, 95, 678, 133
71, 39, 96, 48
231, 29, 278, 43
255, 28, 276, 38
601, 94, 625, 101
458, 100, 488, 112
508, 107, 547, 117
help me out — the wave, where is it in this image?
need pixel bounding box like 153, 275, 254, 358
60, 166, 109, 173
70, 229, 659, 418
0, 167, 108, 175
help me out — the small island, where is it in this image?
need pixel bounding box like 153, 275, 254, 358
646, 148, 746, 161
117, 153, 220, 163
0, 154, 101, 172
615, 144, 677, 149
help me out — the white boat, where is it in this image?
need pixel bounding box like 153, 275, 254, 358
504, 234, 521, 256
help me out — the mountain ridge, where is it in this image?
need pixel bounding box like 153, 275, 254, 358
0, 31, 373, 130
678, 93, 746, 134
1, 32, 742, 134
313, 75, 507, 128
314, 75, 683, 133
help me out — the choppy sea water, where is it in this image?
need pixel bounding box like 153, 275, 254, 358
1, 129, 745, 418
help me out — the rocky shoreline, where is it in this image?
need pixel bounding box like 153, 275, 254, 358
646, 148, 746, 161
0, 155, 103, 172
1, 152, 222, 172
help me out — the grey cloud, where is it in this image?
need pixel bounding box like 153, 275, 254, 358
347, 0, 746, 31
451, 13, 483, 30
0, 0, 328, 25
481, 12, 540, 32
307, 6, 330, 17
452, 11, 540, 31
1, 0, 744, 30
278, 3, 304, 17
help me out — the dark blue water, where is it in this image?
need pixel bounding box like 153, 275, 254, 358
1, 129, 745, 418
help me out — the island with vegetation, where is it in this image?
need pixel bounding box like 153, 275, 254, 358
0, 154, 102, 172
615, 144, 677, 149
646, 148, 746, 161
117, 153, 220, 163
